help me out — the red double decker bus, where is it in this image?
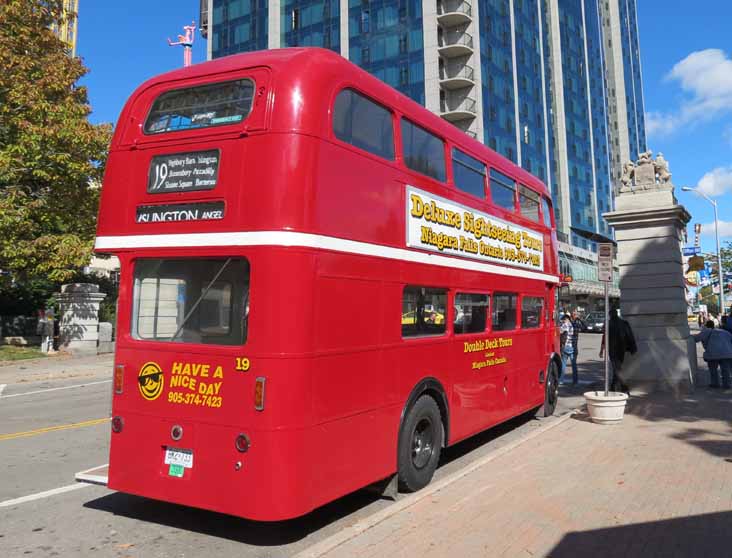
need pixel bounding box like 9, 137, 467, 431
94, 48, 561, 521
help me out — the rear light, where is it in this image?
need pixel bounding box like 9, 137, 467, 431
171, 425, 183, 441
114, 364, 124, 394
235, 433, 250, 452
111, 416, 124, 433
254, 377, 266, 411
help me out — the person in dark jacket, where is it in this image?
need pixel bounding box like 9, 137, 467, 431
694, 320, 732, 389
599, 308, 637, 394
722, 313, 732, 335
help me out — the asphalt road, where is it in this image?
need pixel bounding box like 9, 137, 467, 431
0, 336, 603, 557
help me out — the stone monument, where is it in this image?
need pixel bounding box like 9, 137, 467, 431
57, 283, 107, 355
604, 151, 696, 391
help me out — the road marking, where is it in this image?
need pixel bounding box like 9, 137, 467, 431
0, 483, 91, 508
0, 379, 111, 399
0, 384, 5, 396
294, 410, 581, 558
0, 418, 109, 442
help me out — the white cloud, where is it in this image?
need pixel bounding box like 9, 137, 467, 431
700, 220, 732, 240
646, 49, 732, 137
696, 166, 732, 196
645, 111, 680, 137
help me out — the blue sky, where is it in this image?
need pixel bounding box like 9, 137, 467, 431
77, 1, 731, 251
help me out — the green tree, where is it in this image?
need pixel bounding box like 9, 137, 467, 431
0, 0, 112, 286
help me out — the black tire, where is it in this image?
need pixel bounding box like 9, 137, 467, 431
398, 395, 443, 492
536, 361, 559, 418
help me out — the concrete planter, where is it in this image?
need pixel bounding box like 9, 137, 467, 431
584, 391, 629, 425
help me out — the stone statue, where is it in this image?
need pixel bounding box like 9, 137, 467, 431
620, 161, 635, 192
654, 152, 672, 183
638, 150, 652, 165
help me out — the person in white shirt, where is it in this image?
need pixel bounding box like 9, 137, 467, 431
559, 314, 574, 384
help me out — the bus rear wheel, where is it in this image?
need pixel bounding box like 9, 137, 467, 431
536, 361, 559, 418
398, 395, 443, 492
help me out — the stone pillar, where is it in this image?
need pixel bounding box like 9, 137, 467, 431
603, 151, 696, 391
56, 283, 107, 355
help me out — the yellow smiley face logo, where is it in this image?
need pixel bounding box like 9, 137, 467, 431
137, 362, 164, 401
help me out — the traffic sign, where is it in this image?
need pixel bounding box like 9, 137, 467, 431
683, 246, 701, 256
597, 243, 613, 282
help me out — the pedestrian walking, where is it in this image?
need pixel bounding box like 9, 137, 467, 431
599, 308, 637, 394
569, 310, 585, 385
693, 320, 732, 389
559, 314, 574, 384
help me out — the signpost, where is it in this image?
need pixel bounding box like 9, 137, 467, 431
598, 243, 614, 396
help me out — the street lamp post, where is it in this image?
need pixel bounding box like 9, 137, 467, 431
682, 187, 725, 315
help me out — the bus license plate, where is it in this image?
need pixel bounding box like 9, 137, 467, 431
165, 448, 193, 469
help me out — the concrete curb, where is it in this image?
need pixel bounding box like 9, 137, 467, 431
294, 409, 580, 558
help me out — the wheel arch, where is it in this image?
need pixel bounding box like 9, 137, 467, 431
399, 377, 450, 448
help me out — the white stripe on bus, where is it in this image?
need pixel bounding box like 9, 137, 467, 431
95, 231, 560, 284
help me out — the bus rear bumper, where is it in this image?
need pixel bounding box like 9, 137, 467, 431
106, 412, 312, 521
75, 464, 109, 486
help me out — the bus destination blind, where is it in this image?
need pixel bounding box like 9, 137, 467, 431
147, 149, 220, 193
136, 201, 225, 223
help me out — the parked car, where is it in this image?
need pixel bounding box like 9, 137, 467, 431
583, 312, 606, 333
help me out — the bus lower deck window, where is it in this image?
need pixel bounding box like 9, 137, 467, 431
132, 258, 250, 345
521, 296, 544, 329
492, 293, 517, 331
402, 286, 447, 337
454, 293, 489, 334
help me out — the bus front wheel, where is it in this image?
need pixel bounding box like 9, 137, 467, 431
398, 395, 443, 492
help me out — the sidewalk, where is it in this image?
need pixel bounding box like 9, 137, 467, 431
0, 352, 113, 385
312, 360, 732, 556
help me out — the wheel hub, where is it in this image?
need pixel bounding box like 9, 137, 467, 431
412, 417, 434, 469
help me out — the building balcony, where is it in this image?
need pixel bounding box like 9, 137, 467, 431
440, 94, 477, 122
439, 63, 475, 90
437, 30, 473, 58
437, 0, 472, 27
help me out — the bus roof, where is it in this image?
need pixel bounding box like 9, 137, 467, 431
118, 48, 549, 199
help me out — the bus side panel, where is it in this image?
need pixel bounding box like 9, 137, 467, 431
308, 259, 399, 502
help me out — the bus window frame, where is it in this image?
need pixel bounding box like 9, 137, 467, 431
491, 292, 519, 332
330, 86, 397, 162
519, 294, 545, 330
129, 255, 251, 349
486, 166, 519, 214
399, 117, 448, 184
142, 77, 257, 137
452, 290, 491, 336
118, 67, 271, 148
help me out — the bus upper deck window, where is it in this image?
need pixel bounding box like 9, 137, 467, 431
489, 168, 516, 211
401, 119, 446, 182
333, 89, 394, 160
452, 148, 487, 199
519, 185, 540, 222
541, 197, 554, 228
144, 79, 254, 134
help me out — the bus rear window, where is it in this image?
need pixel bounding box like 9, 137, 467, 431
132, 258, 249, 345
144, 79, 254, 134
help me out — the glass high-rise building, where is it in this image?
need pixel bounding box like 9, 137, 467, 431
204, 0, 646, 309
51, 0, 79, 57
